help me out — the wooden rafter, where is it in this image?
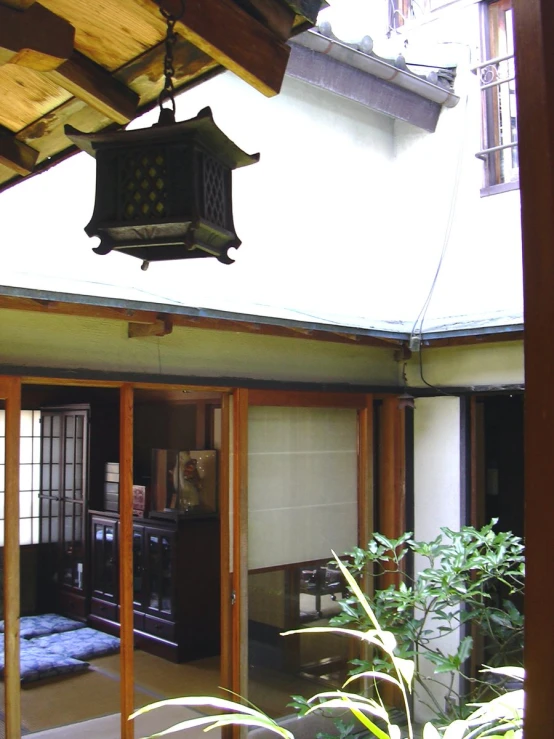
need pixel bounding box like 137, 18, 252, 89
48, 51, 139, 124
234, 0, 295, 40
0, 129, 38, 175
137, 0, 291, 96
0, 0, 36, 10
0, 2, 74, 71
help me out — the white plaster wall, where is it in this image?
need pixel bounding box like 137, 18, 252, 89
391, 0, 523, 328
0, 72, 400, 324
413, 396, 462, 722
0, 308, 399, 385
407, 340, 524, 387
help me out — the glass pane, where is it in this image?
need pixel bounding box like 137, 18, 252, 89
248, 407, 357, 717
20, 518, 32, 545
65, 415, 75, 438
20, 410, 33, 437
149, 534, 160, 610
0, 410, 5, 435
20, 437, 33, 462
20, 489, 32, 518
52, 415, 61, 437
0, 465, 4, 493
19, 464, 32, 492
133, 529, 143, 606
160, 536, 172, 614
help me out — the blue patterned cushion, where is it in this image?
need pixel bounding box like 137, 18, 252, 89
0, 614, 87, 639
0, 639, 88, 683
31, 627, 120, 661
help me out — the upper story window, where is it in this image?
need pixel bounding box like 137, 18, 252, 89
475, 0, 518, 193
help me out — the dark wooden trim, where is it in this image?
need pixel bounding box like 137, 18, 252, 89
119, 384, 134, 739
0, 377, 21, 739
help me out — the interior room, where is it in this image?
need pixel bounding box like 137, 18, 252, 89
0, 383, 226, 736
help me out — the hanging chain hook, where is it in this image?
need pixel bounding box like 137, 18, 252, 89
156, 1, 185, 123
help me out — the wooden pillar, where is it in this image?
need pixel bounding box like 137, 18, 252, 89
358, 395, 374, 565
232, 389, 248, 706
513, 2, 554, 734
219, 394, 232, 695
119, 384, 134, 739
379, 396, 406, 589
1, 378, 21, 739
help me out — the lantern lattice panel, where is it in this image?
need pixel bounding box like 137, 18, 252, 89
121, 148, 168, 220
204, 155, 226, 227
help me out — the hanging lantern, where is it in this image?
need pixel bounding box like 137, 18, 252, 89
64, 1, 259, 268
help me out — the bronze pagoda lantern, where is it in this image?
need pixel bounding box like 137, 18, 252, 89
64, 107, 259, 266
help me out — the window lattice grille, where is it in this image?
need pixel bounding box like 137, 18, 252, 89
121, 149, 168, 220
204, 155, 226, 227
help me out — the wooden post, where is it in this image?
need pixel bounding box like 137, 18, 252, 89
358, 395, 374, 555
232, 389, 248, 706
119, 384, 134, 739
379, 396, 406, 587
513, 1, 554, 734
1, 377, 21, 739
219, 394, 232, 697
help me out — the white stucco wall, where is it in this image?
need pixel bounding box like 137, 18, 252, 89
407, 340, 524, 387
391, 0, 523, 328
413, 396, 462, 722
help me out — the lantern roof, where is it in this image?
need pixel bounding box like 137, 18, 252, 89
64, 107, 260, 170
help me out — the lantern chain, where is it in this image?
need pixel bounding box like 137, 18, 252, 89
156, 1, 185, 121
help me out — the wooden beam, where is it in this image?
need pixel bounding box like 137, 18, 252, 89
0, 377, 22, 739
128, 317, 173, 338
119, 384, 134, 739
138, 0, 291, 96
0, 0, 36, 10
0, 131, 38, 175
48, 52, 139, 125
234, 0, 295, 40
513, 1, 554, 736
0, 2, 74, 71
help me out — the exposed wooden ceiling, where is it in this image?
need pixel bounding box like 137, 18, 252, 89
0, 0, 322, 192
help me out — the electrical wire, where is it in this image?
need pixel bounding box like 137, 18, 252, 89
409, 44, 472, 393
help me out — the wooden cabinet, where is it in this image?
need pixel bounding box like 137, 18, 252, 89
39, 406, 89, 619
89, 512, 220, 662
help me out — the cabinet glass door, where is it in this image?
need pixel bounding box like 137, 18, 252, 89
146, 530, 173, 617
92, 519, 117, 601
133, 527, 144, 607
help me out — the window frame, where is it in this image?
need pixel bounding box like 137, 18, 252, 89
478, 0, 519, 195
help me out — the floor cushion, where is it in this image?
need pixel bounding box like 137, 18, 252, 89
0, 639, 88, 683
0, 614, 87, 639
30, 627, 120, 661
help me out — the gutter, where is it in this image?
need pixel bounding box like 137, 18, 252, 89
292, 30, 460, 109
